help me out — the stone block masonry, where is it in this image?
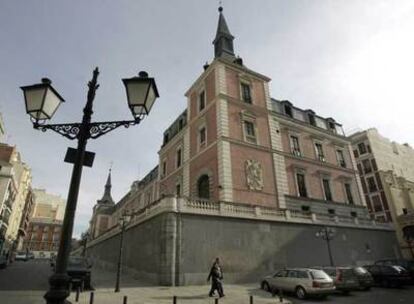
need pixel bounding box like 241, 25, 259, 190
86, 197, 400, 286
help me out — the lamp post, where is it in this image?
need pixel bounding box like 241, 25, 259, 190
114, 212, 131, 293
81, 232, 90, 257
21, 68, 159, 304
315, 226, 336, 266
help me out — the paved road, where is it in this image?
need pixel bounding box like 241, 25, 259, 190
0, 259, 50, 291
1, 260, 414, 304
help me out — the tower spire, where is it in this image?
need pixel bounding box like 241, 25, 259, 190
213, 6, 235, 59
99, 167, 114, 205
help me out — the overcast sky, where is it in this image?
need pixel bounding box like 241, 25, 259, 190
1, 0, 414, 238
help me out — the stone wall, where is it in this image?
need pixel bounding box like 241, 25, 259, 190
86, 207, 399, 286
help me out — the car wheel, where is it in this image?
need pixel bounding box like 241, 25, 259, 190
261, 281, 270, 292
381, 279, 390, 288
295, 286, 306, 299
342, 290, 350, 295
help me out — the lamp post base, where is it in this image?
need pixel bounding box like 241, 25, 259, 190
44, 273, 71, 304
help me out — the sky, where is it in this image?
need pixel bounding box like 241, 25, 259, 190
1, 0, 414, 238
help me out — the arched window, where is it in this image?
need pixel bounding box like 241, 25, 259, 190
197, 175, 210, 199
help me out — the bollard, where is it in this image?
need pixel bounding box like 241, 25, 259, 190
173, 295, 177, 304
75, 287, 80, 302
278, 288, 283, 303
250, 295, 253, 304
123, 295, 127, 304
215, 298, 219, 304
89, 291, 94, 304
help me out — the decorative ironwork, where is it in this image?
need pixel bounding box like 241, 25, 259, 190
33, 118, 142, 140
33, 122, 81, 140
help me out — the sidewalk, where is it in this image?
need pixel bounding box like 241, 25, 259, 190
68, 284, 291, 304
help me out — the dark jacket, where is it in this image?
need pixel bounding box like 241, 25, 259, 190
207, 263, 223, 282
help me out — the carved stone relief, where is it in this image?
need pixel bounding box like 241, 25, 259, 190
245, 160, 264, 191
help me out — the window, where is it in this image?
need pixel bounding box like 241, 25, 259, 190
176, 184, 181, 196
296, 173, 308, 197
243, 120, 256, 143
199, 90, 206, 112
371, 159, 378, 171
199, 126, 206, 148
372, 195, 383, 212
350, 211, 357, 218
357, 164, 363, 176
367, 177, 378, 192
162, 160, 167, 177
284, 105, 292, 117
322, 178, 332, 201
375, 173, 383, 190
328, 121, 336, 133
241, 83, 252, 103
358, 143, 367, 155
163, 133, 169, 145
361, 178, 368, 194
328, 209, 336, 215
197, 175, 210, 199
362, 159, 372, 174
290, 135, 301, 156
314, 142, 325, 162
176, 148, 182, 168
353, 149, 359, 158
344, 183, 354, 205
308, 114, 316, 126
336, 150, 346, 168
178, 119, 184, 130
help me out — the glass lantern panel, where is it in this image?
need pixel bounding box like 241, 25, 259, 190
127, 81, 150, 106
25, 87, 46, 112
133, 105, 146, 115
145, 85, 156, 114
42, 88, 62, 118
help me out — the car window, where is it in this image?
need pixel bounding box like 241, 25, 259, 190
310, 270, 330, 280
297, 271, 309, 279
274, 270, 288, 278
354, 267, 368, 274
68, 258, 87, 267
323, 268, 336, 276
287, 270, 297, 278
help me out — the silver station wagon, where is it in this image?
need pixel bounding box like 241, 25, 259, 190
261, 268, 335, 299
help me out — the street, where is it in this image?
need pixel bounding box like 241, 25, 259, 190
0, 260, 414, 304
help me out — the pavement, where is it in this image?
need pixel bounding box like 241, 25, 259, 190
1, 259, 414, 304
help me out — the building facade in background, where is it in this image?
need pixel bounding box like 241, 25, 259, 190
24, 188, 66, 258
0, 143, 33, 257
349, 128, 414, 258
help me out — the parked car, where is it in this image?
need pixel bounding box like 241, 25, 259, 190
15, 251, 28, 261
0, 255, 7, 269
375, 259, 414, 281
314, 266, 359, 294
261, 268, 335, 299
352, 266, 374, 290
364, 264, 411, 287
26, 252, 35, 259
67, 256, 92, 290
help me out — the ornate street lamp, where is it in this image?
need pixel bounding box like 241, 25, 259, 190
315, 226, 336, 266
21, 68, 159, 304
114, 212, 131, 293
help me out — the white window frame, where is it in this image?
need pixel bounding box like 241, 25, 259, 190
198, 123, 207, 151
320, 175, 333, 201
161, 159, 167, 178
336, 148, 346, 168
294, 168, 308, 198
198, 88, 206, 113
313, 140, 325, 162
343, 181, 354, 205
176, 146, 182, 169
239, 79, 253, 104
240, 110, 258, 144
288, 131, 302, 157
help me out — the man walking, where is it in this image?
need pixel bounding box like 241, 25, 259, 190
207, 257, 224, 297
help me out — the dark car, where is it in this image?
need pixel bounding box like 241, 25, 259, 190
364, 264, 411, 287
67, 257, 92, 290
314, 267, 359, 294
375, 259, 414, 281
352, 266, 374, 290
0, 255, 7, 269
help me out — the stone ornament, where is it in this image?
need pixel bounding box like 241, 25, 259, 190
245, 160, 264, 191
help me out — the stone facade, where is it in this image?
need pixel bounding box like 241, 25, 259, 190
349, 128, 414, 259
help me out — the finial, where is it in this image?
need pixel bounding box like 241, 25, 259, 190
41, 78, 51, 84
218, 6, 223, 13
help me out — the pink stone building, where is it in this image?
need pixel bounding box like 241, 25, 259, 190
89, 7, 368, 239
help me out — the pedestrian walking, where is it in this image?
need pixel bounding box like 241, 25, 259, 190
207, 257, 225, 298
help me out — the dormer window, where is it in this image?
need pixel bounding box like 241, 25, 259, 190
284, 105, 292, 117
163, 133, 169, 145
241, 82, 252, 103
178, 119, 183, 130
308, 114, 316, 126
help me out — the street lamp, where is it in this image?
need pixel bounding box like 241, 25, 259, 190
21, 68, 159, 304
81, 232, 90, 257
115, 212, 131, 293
315, 226, 336, 266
